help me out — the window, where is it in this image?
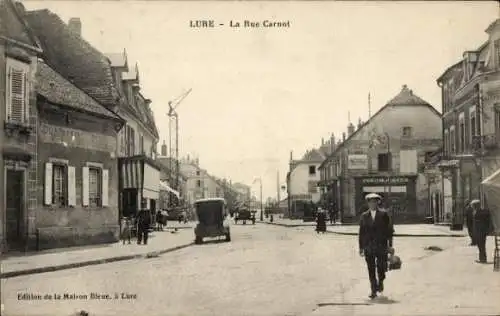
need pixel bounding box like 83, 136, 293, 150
402, 126, 412, 138
495, 39, 500, 68
88, 167, 102, 207
377, 153, 391, 171
196, 179, 201, 187
309, 165, 316, 175
139, 135, 144, 154
52, 164, 67, 206
5, 58, 30, 124
495, 111, 500, 139
470, 113, 476, 141
450, 126, 456, 153
444, 129, 449, 155
196, 170, 200, 176
459, 120, 465, 153
126, 126, 135, 156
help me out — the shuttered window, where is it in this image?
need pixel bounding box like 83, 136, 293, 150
5, 58, 30, 124
89, 167, 101, 207
52, 164, 67, 206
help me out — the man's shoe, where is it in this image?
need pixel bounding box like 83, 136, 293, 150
475, 259, 487, 264
378, 281, 384, 292
369, 292, 377, 299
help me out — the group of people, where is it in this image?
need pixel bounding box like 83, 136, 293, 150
465, 199, 493, 263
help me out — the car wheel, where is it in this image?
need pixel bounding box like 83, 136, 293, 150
195, 236, 203, 244
243, 221, 246, 225
225, 233, 231, 242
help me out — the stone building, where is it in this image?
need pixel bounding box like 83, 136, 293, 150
35, 61, 124, 249
0, 0, 42, 253
319, 85, 442, 224
434, 18, 500, 229
179, 156, 224, 205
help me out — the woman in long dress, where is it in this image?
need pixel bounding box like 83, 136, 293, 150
316, 208, 327, 233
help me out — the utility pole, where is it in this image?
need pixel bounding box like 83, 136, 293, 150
277, 170, 280, 207
368, 92, 371, 118
253, 177, 263, 221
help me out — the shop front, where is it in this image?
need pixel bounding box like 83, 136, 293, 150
354, 175, 418, 223
119, 155, 161, 219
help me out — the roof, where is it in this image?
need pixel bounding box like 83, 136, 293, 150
0, 0, 41, 51
194, 197, 225, 203
300, 148, 326, 162
123, 63, 139, 81
36, 61, 122, 121
25, 9, 119, 107
386, 85, 430, 106
319, 85, 439, 169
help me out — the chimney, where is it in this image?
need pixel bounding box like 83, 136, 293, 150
342, 132, 346, 141
187, 154, 190, 162
321, 138, 324, 145
161, 141, 167, 156
357, 118, 363, 129
68, 18, 82, 37
290, 151, 293, 161
347, 123, 355, 136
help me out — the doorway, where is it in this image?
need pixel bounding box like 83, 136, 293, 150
122, 188, 138, 218
5, 169, 24, 250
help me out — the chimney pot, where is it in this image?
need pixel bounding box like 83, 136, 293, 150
68, 18, 82, 37
402, 84, 407, 90
322, 138, 324, 145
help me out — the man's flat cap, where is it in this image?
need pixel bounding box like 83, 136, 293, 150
365, 193, 382, 200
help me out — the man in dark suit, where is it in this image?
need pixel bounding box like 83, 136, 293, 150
359, 193, 394, 299
471, 199, 492, 263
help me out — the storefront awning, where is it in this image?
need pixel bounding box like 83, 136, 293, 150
119, 155, 161, 200
160, 181, 180, 199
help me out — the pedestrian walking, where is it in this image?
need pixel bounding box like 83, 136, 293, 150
464, 200, 476, 246
359, 193, 394, 299
471, 200, 492, 263
316, 207, 327, 233
137, 209, 151, 245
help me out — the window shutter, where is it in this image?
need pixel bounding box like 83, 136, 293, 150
102, 169, 109, 207
68, 166, 76, 206
5, 66, 12, 121
82, 167, 89, 206
10, 66, 26, 123
44, 162, 53, 205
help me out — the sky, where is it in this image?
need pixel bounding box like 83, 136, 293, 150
23, 0, 498, 200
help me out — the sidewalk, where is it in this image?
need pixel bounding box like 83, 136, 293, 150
311, 238, 500, 315
258, 219, 466, 237
0, 229, 194, 279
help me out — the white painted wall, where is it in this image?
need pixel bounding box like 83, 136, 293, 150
289, 162, 322, 203
117, 111, 157, 158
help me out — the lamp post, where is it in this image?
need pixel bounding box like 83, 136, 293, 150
253, 178, 263, 221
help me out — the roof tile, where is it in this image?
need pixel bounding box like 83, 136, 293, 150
36, 61, 121, 120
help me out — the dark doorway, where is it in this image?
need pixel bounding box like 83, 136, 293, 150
6, 170, 24, 250
122, 188, 138, 218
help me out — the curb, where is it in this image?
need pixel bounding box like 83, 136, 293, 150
0, 242, 194, 279
257, 221, 466, 238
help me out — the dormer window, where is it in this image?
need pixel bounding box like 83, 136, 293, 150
402, 126, 412, 138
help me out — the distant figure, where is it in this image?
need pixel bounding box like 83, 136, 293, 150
359, 193, 394, 299
137, 210, 151, 245
316, 208, 327, 233
464, 200, 476, 246
156, 211, 164, 231
120, 217, 132, 245
471, 200, 492, 263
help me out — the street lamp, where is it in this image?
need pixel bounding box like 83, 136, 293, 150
253, 177, 263, 221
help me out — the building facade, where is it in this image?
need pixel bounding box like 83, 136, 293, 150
35, 61, 124, 249
435, 18, 500, 229
287, 147, 327, 218
319, 85, 442, 224
105, 51, 161, 218
0, 0, 41, 253
179, 156, 223, 205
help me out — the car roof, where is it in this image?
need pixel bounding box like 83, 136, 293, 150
194, 198, 226, 204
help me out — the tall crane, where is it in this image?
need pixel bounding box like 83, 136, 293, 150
167, 88, 192, 202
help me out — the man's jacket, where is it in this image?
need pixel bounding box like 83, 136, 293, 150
358, 209, 394, 253
473, 208, 492, 235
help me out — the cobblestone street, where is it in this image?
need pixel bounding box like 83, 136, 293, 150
2, 224, 498, 316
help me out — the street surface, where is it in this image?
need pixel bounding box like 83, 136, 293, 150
2, 224, 499, 316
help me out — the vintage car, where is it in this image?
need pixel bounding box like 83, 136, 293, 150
194, 198, 231, 244
234, 208, 256, 225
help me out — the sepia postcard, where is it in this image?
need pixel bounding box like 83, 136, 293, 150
1, 0, 500, 315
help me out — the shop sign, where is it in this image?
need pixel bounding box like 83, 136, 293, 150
362, 176, 410, 185
39, 123, 116, 153
348, 154, 368, 170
